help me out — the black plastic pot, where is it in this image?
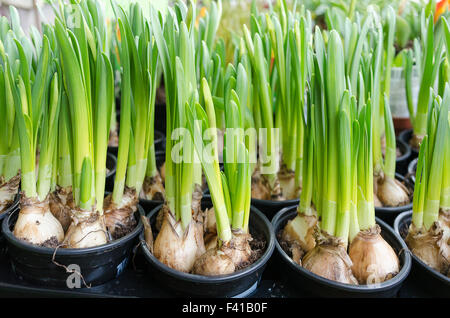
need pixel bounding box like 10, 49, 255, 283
394, 211, 450, 295
0, 194, 19, 227
155, 103, 166, 135
105, 152, 117, 193
407, 158, 418, 184
108, 130, 165, 157
272, 206, 411, 297
154, 130, 166, 152
398, 129, 418, 160
2, 205, 144, 287
0, 194, 20, 250
375, 173, 414, 226
138, 151, 165, 213
140, 200, 275, 297
251, 198, 300, 220
396, 138, 412, 176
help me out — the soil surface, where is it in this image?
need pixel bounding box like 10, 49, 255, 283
22, 236, 60, 248
40, 236, 60, 248
277, 230, 295, 259
235, 232, 266, 271
111, 218, 137, 240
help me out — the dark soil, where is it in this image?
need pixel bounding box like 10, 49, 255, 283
398, 220, 410, 241
277, 230, 291, 257
110, 217, 137, 240
275, 217, 307, 265
402, 178, 414, 202
22, 236, 60, 248
40, 236, 60, 248
276, 229, 298, 260
235, 232, 266, 271
394, 40, 414, 55
151, 192, 164, 202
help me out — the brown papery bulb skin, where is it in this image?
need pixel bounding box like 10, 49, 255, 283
278, 165, 299, 200
141, 215, 154, 253
204, 233, 217, 251
282, 212, 317, 254
439, 210, 450, 247
191, 185, 206, 258
153, 206, 204, 273
203, 207, 217, 235
140, 173, 165, 201
193, 248, 235, 276
376, 174, 410, 207
349, 225, 399, 284
221, 231, 252, 268
108, 122, 119, 147
49, 186, 74, 232
269, 177, 285, 201
251, 168, 271, 200
373, 193, 383, 208
0, 174, 20, 213
406, 222, 450, 275
410, 133, 424, 150
103, 187, 138, 239
155, 206, 166, 232
302, 232, 358, 285
160, 162, 166, 182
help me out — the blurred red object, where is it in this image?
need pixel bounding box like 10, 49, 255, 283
435, 0, 449, 23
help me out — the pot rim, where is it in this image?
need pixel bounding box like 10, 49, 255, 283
154, 130, 165, 142
251, 197, 300, 207
106, 152, 117, 178
108, 131, 165, 152
2, 203, 144, 256
407, 158, 418, 180
374, 173, 414, 212
0, 193, 20, 220
272, 205, 412, 292
140, 203, 275, 283
398, 128, 419, 153
396, 138, 411, 162
398, 128, 413, 139
393, 210, 450, 285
